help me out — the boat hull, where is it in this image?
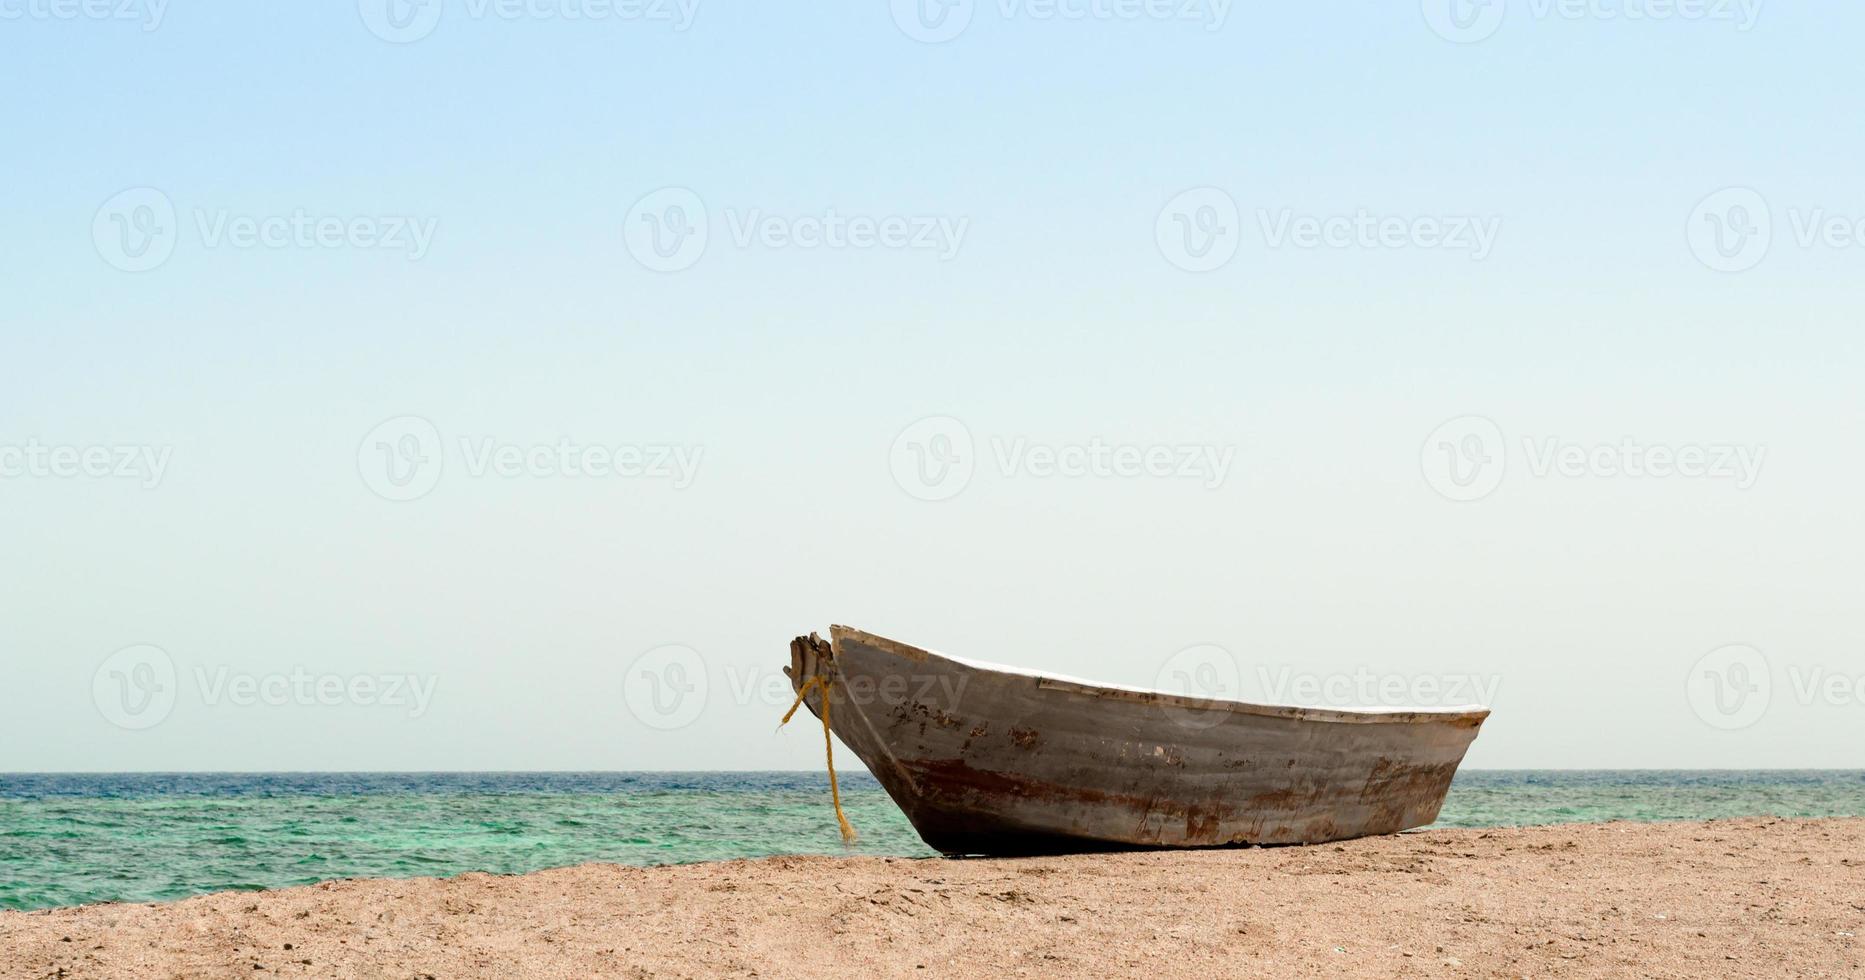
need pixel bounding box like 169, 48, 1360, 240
788, 627, 1488, 855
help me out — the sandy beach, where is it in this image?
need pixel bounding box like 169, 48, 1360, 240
4, 817, 1858, 979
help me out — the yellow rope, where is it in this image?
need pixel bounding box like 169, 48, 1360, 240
781, 674, 858, 843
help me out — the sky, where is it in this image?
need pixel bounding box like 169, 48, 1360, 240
3, 0, 1862, 771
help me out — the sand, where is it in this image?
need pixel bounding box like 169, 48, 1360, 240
3, 817, 1859, 979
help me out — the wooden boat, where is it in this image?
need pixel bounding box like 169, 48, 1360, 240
786, 626, 1488, 855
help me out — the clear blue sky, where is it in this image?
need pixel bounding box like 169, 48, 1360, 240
4, 1, 1862, 770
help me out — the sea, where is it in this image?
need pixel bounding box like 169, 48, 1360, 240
2, 770, 1860, 912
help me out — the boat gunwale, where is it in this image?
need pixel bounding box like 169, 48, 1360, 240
828, 625, 1492, 727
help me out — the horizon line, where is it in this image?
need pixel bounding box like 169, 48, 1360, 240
4, 768, 1861, 776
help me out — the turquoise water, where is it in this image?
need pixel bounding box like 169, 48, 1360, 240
2, 771, 1860, 912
